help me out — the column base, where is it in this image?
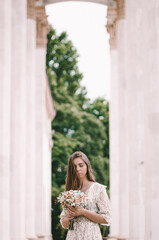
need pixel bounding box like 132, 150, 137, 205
106, 236, 130, 240
11, 238, 28, 240
118, 238, 127, 240
106, 235, 118, 240
106, 236, 142, 240
36, 235, 53, 240
118, 238, 139, 240
27, 237, 38, 240
117, 238, 142, 240
44, 237, 53, 240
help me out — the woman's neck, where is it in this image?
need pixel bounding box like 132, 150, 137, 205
79, 177, 90, 188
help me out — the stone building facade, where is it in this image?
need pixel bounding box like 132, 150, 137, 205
0, 0, 159, 240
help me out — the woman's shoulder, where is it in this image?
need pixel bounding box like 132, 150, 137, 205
93, 182, 107, 191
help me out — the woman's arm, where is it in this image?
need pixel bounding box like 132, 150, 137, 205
68, 206, 108, 225
61, 217, 71, 229
61, 211, 74, 229
83, 209, 108, 224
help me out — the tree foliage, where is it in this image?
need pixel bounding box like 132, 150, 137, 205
46, 26, 110, 240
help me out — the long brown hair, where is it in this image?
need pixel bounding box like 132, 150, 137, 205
65, 151, 96, 191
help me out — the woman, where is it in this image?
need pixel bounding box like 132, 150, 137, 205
60, 151, 111, 240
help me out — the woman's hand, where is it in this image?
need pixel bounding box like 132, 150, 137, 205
68, 206, 85, 217
66, 210, 75, 220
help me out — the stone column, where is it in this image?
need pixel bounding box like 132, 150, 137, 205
0, 1, 11, 240
35, 6, 51, 240
125, 0, 146, 239
106, 5, 119, 240
124, 1, 159, 239
10, 0, 27, 240
107, 1, 129, 239
109, 50, 120, 240
26, 1, 37, 239
136, 1, 159, 240
42, 77, 55, 240
109, 1, 159, 239
116, 1, 130, 239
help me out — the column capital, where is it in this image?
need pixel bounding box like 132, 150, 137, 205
106, 6, 117, 49
36, 6, 50, 48
27, 0, 36, 19
106, 0, 125, 49
116, 0, 125, 20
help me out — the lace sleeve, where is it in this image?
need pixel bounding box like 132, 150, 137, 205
96, 185, 111, 226
60, 208, 68, 229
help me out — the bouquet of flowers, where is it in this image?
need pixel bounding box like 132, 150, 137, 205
57, 190, 90, 230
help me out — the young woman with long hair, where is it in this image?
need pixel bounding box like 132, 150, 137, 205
60, 151, 111, 240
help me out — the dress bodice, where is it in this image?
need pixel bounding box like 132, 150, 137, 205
60, 182, 111, 240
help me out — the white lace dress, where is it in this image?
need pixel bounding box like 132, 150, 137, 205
60, 182, 111, 240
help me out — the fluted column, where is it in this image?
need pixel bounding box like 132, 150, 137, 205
116, 1, 130, 239
125, 0, 145, 239
42, 77, 55, 240
106, 5, 119, 240
108, 49, 120, 240
142, 2, 159, 238
10, 0, 27, 240
0, 1, 11, 240
107, 1, 130, 239
35, 6, 52, 240
108, 1, 159, 239
26, 0, 37, 239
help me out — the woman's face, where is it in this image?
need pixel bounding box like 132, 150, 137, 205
73, 157, 87, 180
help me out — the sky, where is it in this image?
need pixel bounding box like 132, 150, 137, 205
46, 2, 110, 100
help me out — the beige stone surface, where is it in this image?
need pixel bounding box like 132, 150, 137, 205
26, 1, 37, 238
0, 1, 54, 239
0, 0, 11, 239
109, 0, 159, 239
109, 49, 120, 237
10, 0, 27, 239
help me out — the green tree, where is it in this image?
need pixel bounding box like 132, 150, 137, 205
46, 26, 110, 240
